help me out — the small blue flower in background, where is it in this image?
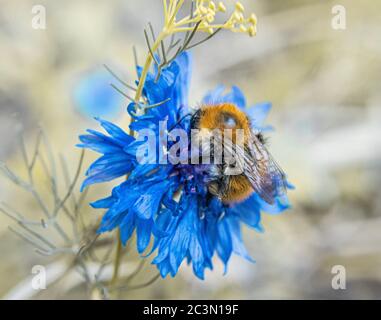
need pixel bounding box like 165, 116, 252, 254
78, 52, 291, 280
73, 69, 124, 120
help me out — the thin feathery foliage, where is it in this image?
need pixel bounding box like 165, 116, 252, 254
0, 131, 159, 298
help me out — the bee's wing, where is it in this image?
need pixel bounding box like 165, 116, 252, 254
242, 133, 287, 204
200, 129, 287, 204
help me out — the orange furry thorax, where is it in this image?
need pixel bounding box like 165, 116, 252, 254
197, 103, 251, 142
198, 103, 250, 129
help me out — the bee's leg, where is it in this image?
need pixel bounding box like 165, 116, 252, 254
208, 181, 221, 197
207, 165, 229, 200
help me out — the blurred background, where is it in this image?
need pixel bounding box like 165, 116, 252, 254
1, 0, 381, 299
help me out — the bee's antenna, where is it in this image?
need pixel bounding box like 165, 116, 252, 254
168, 113, 192, 131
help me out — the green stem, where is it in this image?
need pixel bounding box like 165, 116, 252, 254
134, 32, 167, 104
111, 229, 122, 286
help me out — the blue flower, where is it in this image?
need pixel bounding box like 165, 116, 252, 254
78, 52, 291, 280
73, 69, 124, 119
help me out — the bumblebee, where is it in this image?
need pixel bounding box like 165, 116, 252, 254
190, 103, 287, 205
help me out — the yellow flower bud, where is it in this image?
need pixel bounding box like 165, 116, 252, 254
200, 6, 208, 15
209, 2, 216, 12
239, 25, 247, 33
248, 25, 256, 37
233, 11, 241, 21
206, 13, 215, 23
217, 2, 226, 12
234, 11, 244, 23
249, 13, 257, 25
235, 2, 245, 13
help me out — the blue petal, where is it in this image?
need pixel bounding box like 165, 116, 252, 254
152, 214, 179, 264
138, 52, 191, 127
156, 259, 172, 278
189, 234, 205, 280
246, 102, 272, 129
85, 153, 131, 176
98, 183, 140, 231
153, 244, 170, 264
120, 212, 135, 245
129, 117, 157, 132
202, 85, 225, 104
216, 218, 232, 273
171, 52, 192, 109
98, 208, 126, 233
226, 216, 255, 263
250, 193, 290, 215
81, 158, 133, 191
136, 218, 152, 253
95, 117, 133, 145
132, 181, 170, 220
168, 195, 194, 273
152, 208, 173, 238
78, 133, 121, 154
222, 86, 246, 109
229, 195, 262, 231
90, 195, 115, 209
202, 85, 246, 108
